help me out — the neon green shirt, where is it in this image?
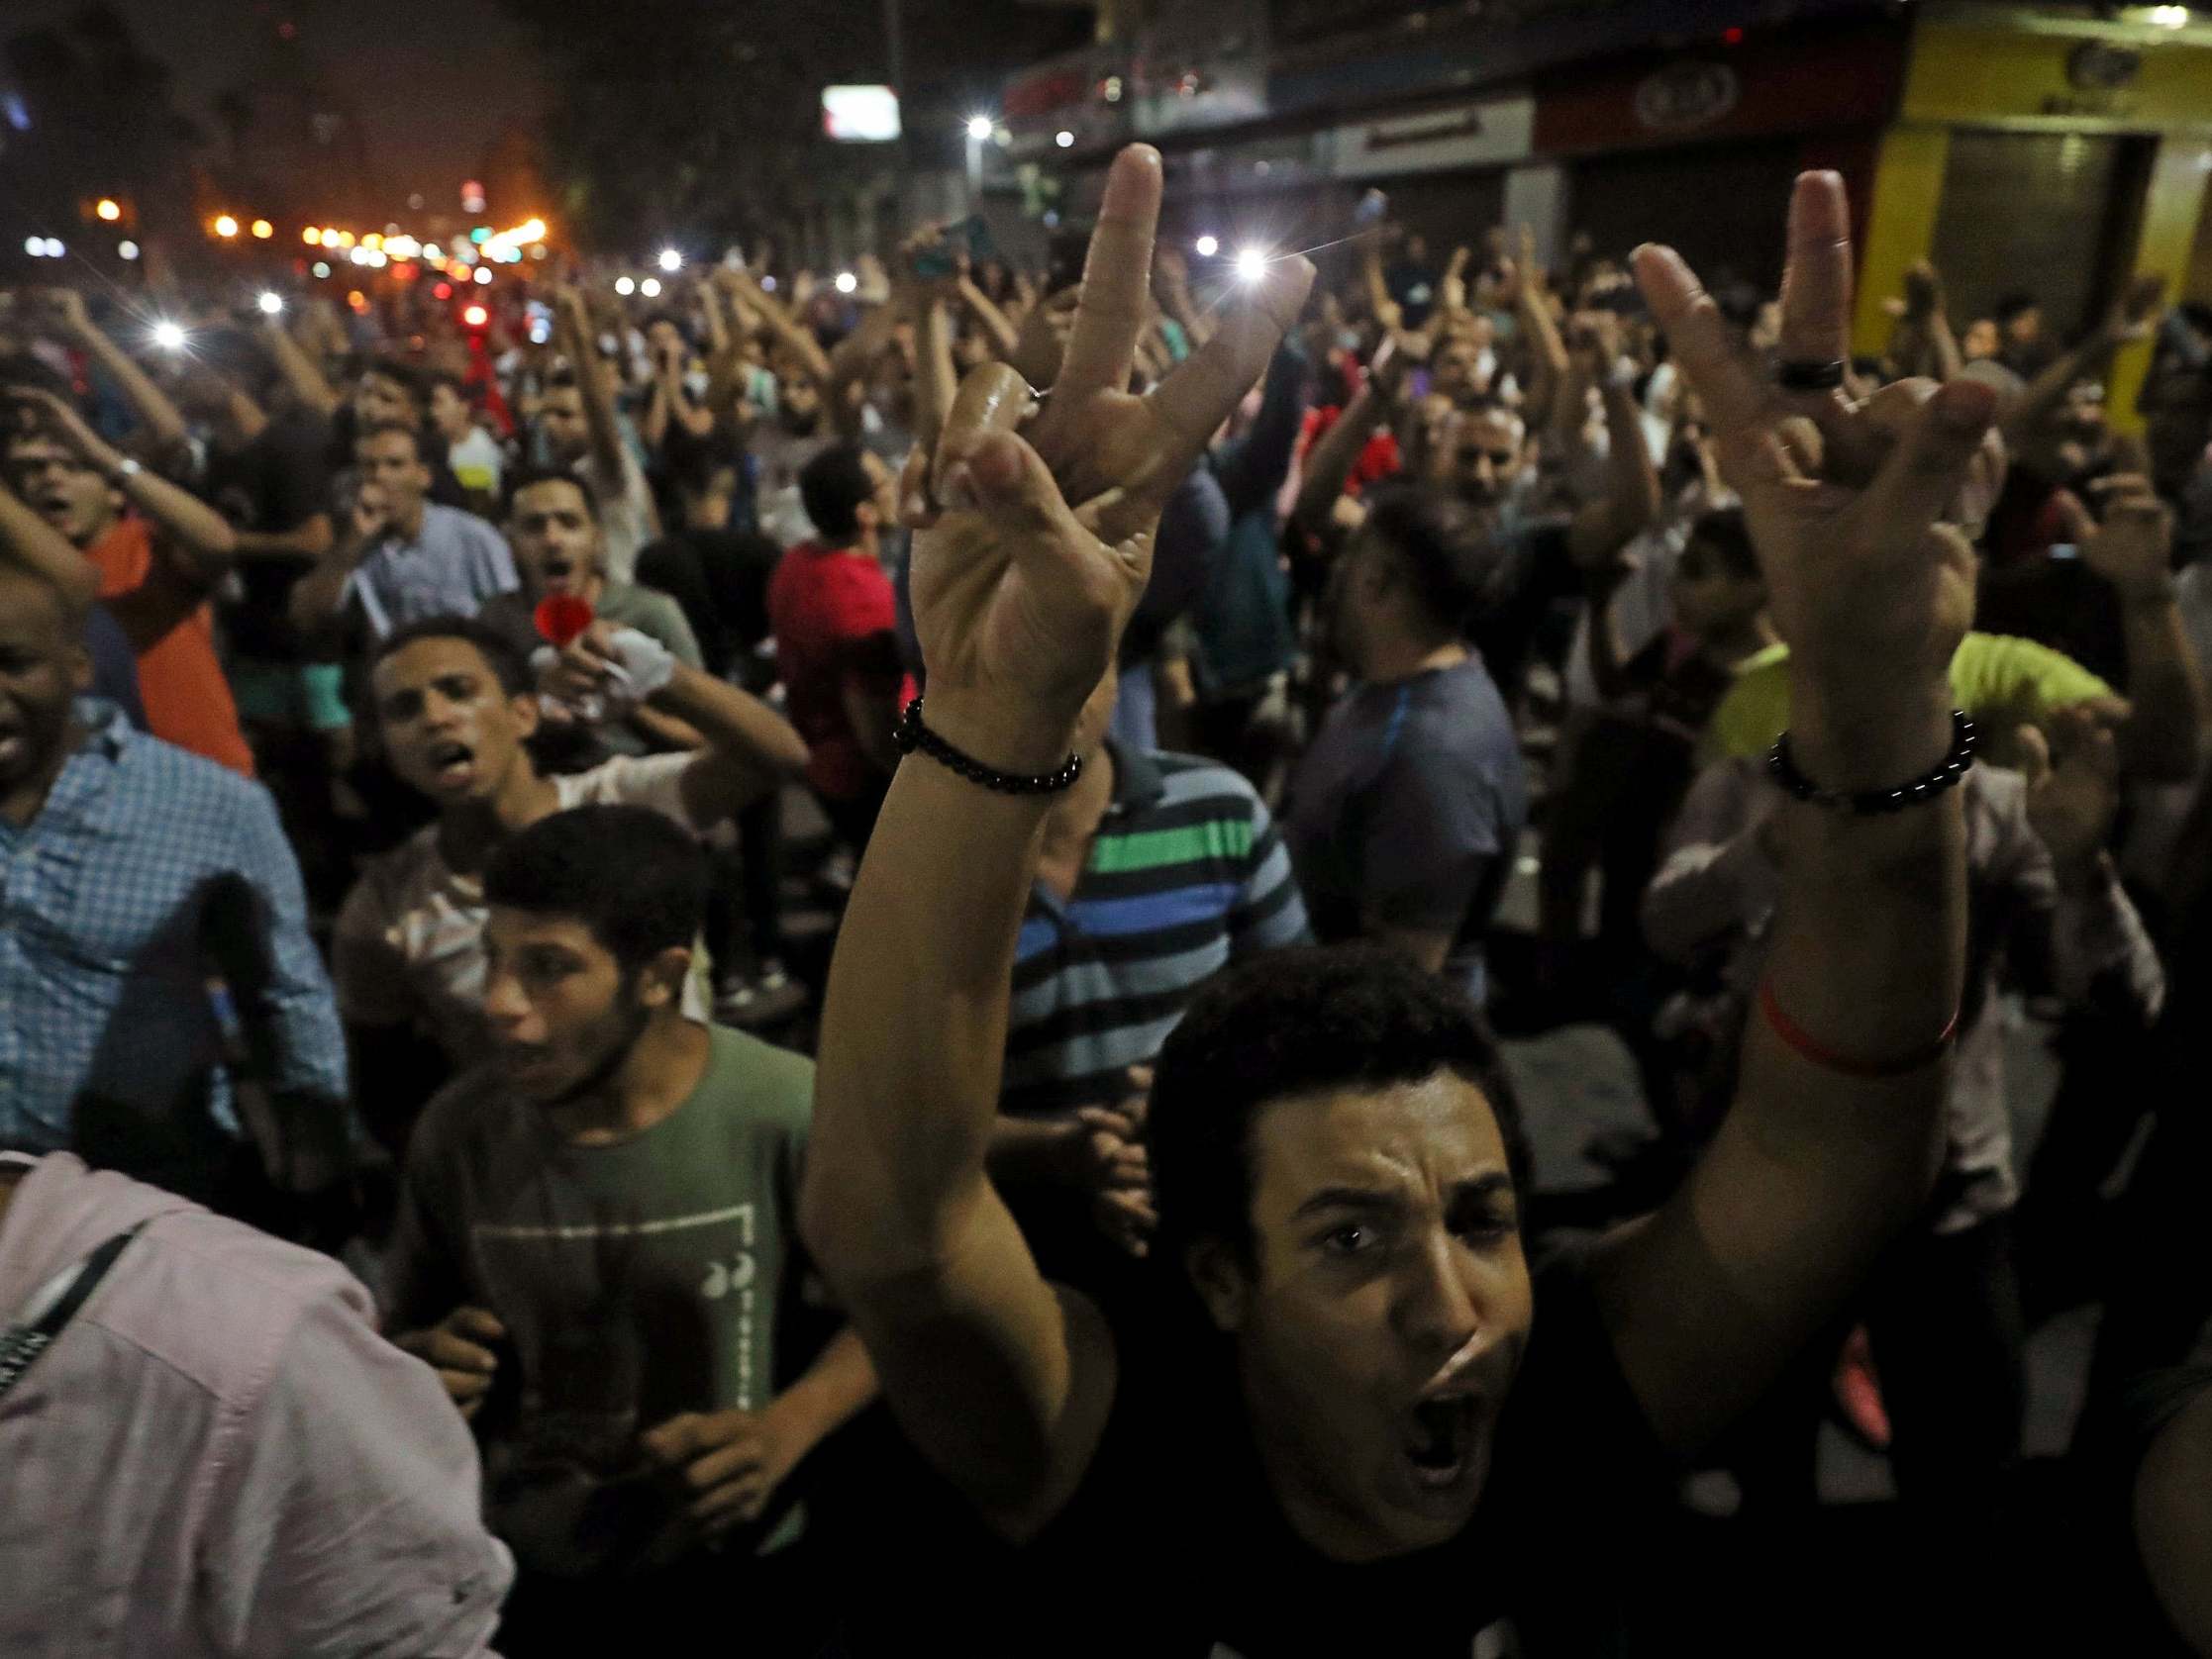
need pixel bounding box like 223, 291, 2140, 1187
1702, 632, 2115, 762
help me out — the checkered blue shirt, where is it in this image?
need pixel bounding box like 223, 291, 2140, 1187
0, 703, 348, 1186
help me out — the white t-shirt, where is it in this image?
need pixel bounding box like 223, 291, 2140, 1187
333, 753, 711, 1060
750, 425, 837, 549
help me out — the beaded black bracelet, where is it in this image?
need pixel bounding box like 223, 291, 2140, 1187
892, 697, 1084, 796
1767, 711, 1978, 815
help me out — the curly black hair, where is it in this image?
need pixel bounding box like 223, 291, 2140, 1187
1149, 944, 1531, 1267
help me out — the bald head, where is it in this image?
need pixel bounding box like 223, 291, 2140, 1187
0, 560, 90, 809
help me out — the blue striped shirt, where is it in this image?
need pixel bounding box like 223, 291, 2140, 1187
1002, 746, 1310, 1118
0, 702, 347, 1196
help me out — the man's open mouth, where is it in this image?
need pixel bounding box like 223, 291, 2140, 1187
424, 738, 476, 787
1403, 1394, 1482, 1490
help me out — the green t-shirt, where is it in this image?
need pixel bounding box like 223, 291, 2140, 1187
1702, 632, 2116, 762
387, 1025, 815, 1578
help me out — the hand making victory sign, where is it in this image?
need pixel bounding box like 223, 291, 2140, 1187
1632, 171, 1997, 788
899, 146, 1315, 771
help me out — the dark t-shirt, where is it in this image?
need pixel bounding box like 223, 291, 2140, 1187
635, 530, 782, 682
852, 1249, 1669, 1656
1471, 516, 1576, 704
202, 414, 334, 662
84, 603, 147, 730
1975, 552, 2131, 692
1283, 656, 1528, 1003
1616, 630, 1741, 745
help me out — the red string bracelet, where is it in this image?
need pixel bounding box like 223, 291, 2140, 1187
1757, 979, 1960, 1079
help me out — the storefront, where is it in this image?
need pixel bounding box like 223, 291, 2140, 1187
1533, 19, 1910, 291
1313, 93, 1538, 254
1855, 5, 2212, 422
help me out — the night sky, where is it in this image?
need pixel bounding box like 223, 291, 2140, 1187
11, 0, 551, 206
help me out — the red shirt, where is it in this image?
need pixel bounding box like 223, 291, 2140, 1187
766, 540, 914, 801
88, 518, 254, 777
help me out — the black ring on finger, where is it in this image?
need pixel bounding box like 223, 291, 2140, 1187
1775, 357, 1848, 393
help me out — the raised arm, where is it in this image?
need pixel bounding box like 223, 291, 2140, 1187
43, 289, 190, 461
7, 386, 237, 586
1152, 246, 1213, 353
1214, 338, 1310, 519
1360, 238, 1402, 334
553, 287, 633, 488
1290, 337, 1406, 539
1885, 261, 1962, 384
260, 312, 343, 421
1579, 557, 1641, 703
825, 302, 903, 442
957, 274, 1025, 362
2005, 274, 2163, 447
735, 278, 836, 389
1514, 227, 1572, 430
0, 477, 99, 613
1565, 312, 1661, 566
2079, 476, 2208, 783
801, 146, 1312, 1537
544, 624, 809, 824
1588, 172, 1991, 1457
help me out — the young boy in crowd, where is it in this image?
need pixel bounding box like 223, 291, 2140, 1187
385, 805, 874, 1655
1540, 504, 1783, 979
331, 615, 806, 1149
429, 370, 508, 509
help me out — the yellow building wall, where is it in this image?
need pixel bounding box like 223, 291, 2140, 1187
1858, 16, 2212, 429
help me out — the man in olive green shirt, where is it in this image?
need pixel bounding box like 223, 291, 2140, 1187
385, 805, 873, 1652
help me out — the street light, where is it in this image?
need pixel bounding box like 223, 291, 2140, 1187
1235, 247, 1269, 283
966, 114, 994, 141
472, 266, 492, 285
302, 226, 322, 244
615, 276, 636, 296
257, 291, 285, 316
640, 276, 663, 298
835, 271, 858, 294
251, 219, 273, 240
118, 241, 139, 261
1194, 235, 1220, 258
462, 304, 489, 328
95, 198, 121, 222
657, 248, 682, 272
1056, 130, 1074, 148
213, 215, 239, 239
151, 321, 187, 351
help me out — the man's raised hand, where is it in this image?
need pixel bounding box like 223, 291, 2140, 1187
902, 146, 1312, 769
1631, 171, 1996, 784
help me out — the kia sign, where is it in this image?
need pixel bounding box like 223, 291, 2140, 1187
823, 85, 902, 143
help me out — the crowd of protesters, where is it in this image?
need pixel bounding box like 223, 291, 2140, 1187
5, 139, 2212, 1656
